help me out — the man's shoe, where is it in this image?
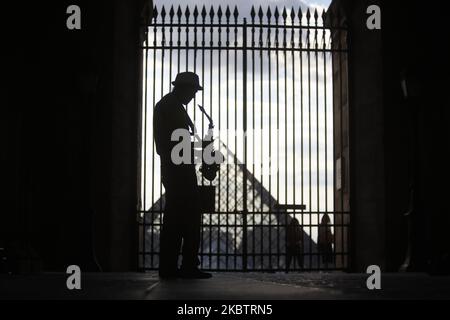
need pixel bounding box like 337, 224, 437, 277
179, 268, 212, 279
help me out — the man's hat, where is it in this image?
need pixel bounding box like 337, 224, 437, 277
171, 72, 203, 90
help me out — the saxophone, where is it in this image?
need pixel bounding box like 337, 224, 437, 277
197, 105, 224, 182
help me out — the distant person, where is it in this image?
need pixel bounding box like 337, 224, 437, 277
153, 72, 211, 279
286, 217, 304, 272
318, 214, 334, 265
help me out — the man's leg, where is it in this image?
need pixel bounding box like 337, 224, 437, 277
179, 187, 211, 279
159, 188, 183, 277
180, 216, 211, 279
180, 208, 201, 270
159, 213, 182, 277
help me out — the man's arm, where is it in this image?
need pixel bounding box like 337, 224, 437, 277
154, 104, 190, 162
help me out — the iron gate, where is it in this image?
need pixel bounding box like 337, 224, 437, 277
139, 4, 350, 271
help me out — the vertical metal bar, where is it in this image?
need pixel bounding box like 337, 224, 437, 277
169, 6, 174, 88
217, 6, 223, 270
274, 8, 281, 270
307, 9, 312, 269
192, 5, 200, 266
159, 6, 167, 268
345, 32, 349, 269
258, 7, 264, 270
177, 6, 182, 74
193, 6, 198, 140
185, 7, 190, 71
150, 7, 158, 268
209, 6, 214, 270
201, 5, 206, 265
298, 7, 304, 271
322, 12, 329, 270
225, 6, 230, 270
290, 8, 296, 269
176, 6, 183, 263
250, 7, 256, 270
266, 8, 273, 270
142, 11, 149, 270
330, 15, 338, 270
315, 9, 320, 270
233, 6, 238, 270
167, 9, 174, 267
242, 17, 248, 272
141, 13, 147, 269
283, 7, 288, 273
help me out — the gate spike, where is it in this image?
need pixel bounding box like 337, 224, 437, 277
193, 5, 199, 20
321, 9, 326, 26
306, 8, 311, 22
225, 6, 231, 21
291, 9, 296, 47
298, 7, 303, 22
290, 7, 296, 23
274, 7, 279, 22
258, 6, 263, 21
152, 6, 158, 21
160, 6, 166, 21
217, 6, 223, 20
185, 6, 190, 20
233, 6, 239, 20
314, 8, 319, 24
209, 6, 215, 21
169, 5, 174, 20
250, 6, 256, 21
201, 5, 207, 21
266, 7, 272, 21
176, 5, 182, 20
282, 7, 288, 22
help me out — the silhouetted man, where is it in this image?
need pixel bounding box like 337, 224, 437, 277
153, 72, 212, 279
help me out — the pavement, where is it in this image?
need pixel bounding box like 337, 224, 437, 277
1, 271, 449, 300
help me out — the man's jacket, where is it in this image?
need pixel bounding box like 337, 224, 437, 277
153, 92, 197, 189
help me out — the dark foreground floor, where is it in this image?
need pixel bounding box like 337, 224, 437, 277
1, 272, 449, 300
